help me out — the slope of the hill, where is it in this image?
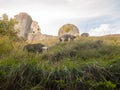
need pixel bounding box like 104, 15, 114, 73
0, 36, 120, 90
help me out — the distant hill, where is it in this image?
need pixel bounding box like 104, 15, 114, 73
103, 34, 120, 37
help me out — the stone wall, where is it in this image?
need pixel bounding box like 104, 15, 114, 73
14, 12, 32, 39
14, 13, 80, 43
27, 33, 57, 43
58, 24, 80, 36
14, 12, 42, 40
31, 21, 41, 34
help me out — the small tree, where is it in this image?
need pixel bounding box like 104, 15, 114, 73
2, 13, 8, 21
0, 14, 17, 37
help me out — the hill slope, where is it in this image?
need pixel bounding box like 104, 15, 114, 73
0, 36, 120, 90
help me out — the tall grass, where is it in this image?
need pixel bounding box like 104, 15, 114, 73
0, 61, 118, 90
0, 36, 120, 89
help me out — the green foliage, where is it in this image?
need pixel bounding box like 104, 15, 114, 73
0, 14, 17, 38
42, 39, 120, 62
0, 36, 120, 89
0, 62, 117, 90
2, 14, 8, 21
90, 81, 116, 90
0, 36, 13, 55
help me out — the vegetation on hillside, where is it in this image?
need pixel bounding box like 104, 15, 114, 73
0, 35, 120, 90
0, 14, 18, 38
0, 14, 120, 90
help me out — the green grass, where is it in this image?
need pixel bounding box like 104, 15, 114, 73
0, 36, 120, 90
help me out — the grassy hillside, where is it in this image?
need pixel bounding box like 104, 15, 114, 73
0, 36, 120, 90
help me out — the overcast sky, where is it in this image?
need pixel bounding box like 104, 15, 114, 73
0, 0, 120, 36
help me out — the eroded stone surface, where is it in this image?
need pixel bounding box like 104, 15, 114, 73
58, 24, 80, 36
14, 12, 32, 38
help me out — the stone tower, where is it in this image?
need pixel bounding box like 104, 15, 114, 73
14, 12, 32, 39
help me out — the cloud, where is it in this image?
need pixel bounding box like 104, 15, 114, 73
89, 24, 120, 36
1, 0, 119, 20
0, 0, 117, 18
0, 0, 120, 36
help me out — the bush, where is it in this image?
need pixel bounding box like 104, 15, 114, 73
0, 36, 13, 55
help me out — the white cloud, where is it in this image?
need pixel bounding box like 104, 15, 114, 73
89, 24, 120, 36
0, 0, 117, 18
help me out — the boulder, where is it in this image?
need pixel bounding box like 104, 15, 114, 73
23, 43, 47, 53
58, 24, 79, 36
14, 12, 32, 38
81, 33, 89, 37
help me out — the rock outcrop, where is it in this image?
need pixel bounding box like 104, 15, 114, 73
58, 24, 79, 36
14, 12, 32, 38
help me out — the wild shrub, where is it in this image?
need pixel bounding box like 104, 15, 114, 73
0, 14, 18, 37
0, 36, 13, 55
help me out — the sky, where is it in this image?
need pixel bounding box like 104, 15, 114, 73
0, 0, 120, 36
